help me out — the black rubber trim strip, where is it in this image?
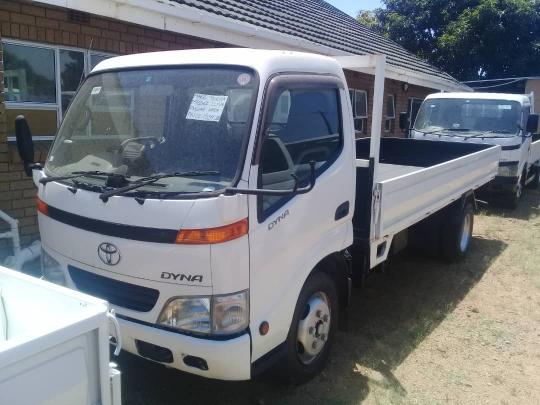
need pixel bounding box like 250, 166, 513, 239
251, 342, 287, 377
47, 205, 178, 243
501, 144, 522, 151
498, 161, 519, 167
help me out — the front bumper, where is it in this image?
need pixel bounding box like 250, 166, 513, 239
118, 316, 252, 380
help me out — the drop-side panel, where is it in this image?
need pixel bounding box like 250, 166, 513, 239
377, 145, 500, 238
530, 136, 540, 164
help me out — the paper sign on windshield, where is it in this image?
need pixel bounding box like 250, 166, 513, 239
186, 93, 228, 122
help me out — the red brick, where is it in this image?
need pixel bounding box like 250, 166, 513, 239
1, 21, 10, 36
154, 39, 168, 49
60, 21, 80, 33
45, 8, 67, 21
10, 12, 35, 26
120, 32, 137, 43
54, 29, 62, 43
36, 16, 58, 29
0, 10, 9, 21
144, 29, 161, 40
81, 25, 100, 36
0, 200, 12, 210
69, 32, 77, 46
127, 26, 144, 36
138, 36, 154, 46
13, 198, 35, 209
0, 1, 21, 13
102, 29, 119, 40
20, 224, 38, 236
28, 25, 36, 40
21, 4, 46, 17
10, 179, 33, 191
19, 24, 28, 39
0, 162, 7, 172
10, 22, 19, 37
37, 26, 46, 41
24, 207, 36, 217
90, 17, 108, 29
0, 190, 22, 201
23, 189, 37, 199
46, 28, 54, 42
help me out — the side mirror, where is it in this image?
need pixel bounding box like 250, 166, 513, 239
15, 115, 35, 177
526, 113, 539, 133
399, 112, 410, 130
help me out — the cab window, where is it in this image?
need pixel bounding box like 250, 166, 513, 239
258, 85, 342, 219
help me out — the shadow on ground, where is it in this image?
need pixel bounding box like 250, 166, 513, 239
479, 187, 540, 221
118, 236, 507, 405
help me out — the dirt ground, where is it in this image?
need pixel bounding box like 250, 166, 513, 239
118, 188, 540, 405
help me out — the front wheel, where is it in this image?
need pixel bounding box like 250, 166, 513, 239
441, 201, 474, 262
278, 272, 338, 384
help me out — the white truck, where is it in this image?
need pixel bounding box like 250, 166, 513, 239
405, 93, 540, 208
13, 49, 500, 383
0, 265, 121, 404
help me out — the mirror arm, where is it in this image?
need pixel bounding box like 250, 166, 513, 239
225, 161, 316, 197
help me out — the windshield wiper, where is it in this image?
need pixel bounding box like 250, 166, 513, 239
40, 170, 118, 185
415, 128, 471, 136
99, 170, 220, 202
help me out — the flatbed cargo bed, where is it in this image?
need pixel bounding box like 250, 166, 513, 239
353, 138, 500, 242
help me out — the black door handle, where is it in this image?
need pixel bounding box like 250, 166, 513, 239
335, 201, 350, 220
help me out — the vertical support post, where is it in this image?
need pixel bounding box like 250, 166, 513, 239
369, 54, 386, 184
369, 55, 386, 241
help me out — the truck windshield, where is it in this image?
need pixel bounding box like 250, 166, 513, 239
45, 67, 258, 195
414, 98, 521, 136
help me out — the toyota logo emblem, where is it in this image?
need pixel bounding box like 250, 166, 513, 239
98, 242, 121, 266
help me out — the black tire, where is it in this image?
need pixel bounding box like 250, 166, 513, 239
277, 271, 338, 384
500, 175, 523, 209
525, 167, 539, 190
441, 201, 474, 262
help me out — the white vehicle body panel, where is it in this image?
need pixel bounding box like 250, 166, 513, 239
0, 265, 119, 405
376, 146, 499, 239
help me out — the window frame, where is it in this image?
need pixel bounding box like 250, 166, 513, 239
3, 38, 116, 142
349, 88, 368, 135
254, 74, 345, 223
384, 94, 396, 133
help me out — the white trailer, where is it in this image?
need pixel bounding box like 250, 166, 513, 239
12, 49, 500, 383
0, 265, 121, 405
407, 92, 540, 207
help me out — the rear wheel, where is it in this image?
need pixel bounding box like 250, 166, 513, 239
525, 167, 539, 190
278, 272, 338, 384
441, 201, 474, 262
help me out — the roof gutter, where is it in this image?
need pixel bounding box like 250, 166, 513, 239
34, 0, 468, 92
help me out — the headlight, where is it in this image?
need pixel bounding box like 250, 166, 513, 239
158, 290, 249, 336
498, 164, 519, 177
41, 248, 67, 286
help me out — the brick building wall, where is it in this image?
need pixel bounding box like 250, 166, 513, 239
0, 0, 434, 259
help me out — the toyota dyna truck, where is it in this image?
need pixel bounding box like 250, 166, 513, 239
406, 93, 540, 208
14, 49, 501, 383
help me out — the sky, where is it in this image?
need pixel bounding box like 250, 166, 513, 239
326, 0, 383, 17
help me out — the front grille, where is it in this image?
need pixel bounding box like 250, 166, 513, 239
68, 266, 159, 312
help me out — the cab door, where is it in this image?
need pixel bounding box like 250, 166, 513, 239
247, 75, 355, 362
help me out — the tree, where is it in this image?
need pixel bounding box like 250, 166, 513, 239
359, 0, 540, 81
357, 10, 379, 30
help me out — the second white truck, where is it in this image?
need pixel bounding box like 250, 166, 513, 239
14, 49, 500, 382
407, 92, 540, 208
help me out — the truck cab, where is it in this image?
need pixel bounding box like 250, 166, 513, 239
23, 49, 356, 381
409, 93, 540, 207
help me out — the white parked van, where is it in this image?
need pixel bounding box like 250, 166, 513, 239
13, 49, 500, 383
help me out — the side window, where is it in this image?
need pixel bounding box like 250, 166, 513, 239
349, 89, 368, 136
258, 86, 343, 218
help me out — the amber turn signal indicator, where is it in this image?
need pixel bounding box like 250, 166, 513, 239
36, 196, 49, 216
176, 218, 248, 245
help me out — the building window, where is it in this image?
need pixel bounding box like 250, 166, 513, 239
408, 97, 424, 128
385, 94, 395, 133
349, 89, 368, 134
3, 39, 115, 140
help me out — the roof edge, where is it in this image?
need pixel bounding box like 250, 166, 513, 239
36, 0, 468, 91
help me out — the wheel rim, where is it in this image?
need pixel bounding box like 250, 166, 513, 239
459, 212, 472, 253
296, 291, 331, 365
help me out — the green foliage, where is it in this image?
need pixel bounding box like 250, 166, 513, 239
358, 0, 540, 81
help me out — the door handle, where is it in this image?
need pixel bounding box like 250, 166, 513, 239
335, 201, 350, 221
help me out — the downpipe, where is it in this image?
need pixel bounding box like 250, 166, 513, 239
0, 209, 41, 271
